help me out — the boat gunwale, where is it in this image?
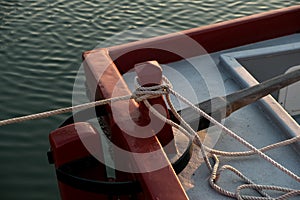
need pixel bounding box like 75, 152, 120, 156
82, 5, 300, 199
106, 5, 300, 74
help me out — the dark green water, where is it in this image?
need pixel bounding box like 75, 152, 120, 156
0, 1, 299, 199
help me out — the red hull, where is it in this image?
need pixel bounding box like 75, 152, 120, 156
49, 5, 300, 200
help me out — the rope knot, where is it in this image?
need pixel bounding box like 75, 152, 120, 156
132, 76, 171, 102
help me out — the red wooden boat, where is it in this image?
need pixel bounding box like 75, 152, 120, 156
48, 5, 300, 200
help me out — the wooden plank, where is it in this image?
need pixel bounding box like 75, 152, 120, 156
177, 67, 300, 130
83, 49, 188, 200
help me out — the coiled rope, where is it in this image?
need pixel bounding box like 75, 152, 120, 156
0, 76, 299, 199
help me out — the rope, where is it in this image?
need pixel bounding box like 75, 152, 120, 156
209, 155, 272, 199
205, 135, 300, 157
136, 76, 300, 199
0, 85, 167, 126
1, 75, 299, 199
209, 155, 300, 200
134, 77, 213, 170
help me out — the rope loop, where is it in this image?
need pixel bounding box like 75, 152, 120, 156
134, 76, 300, 200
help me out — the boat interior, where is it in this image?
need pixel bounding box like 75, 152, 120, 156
62, 6, 300, 200
122, 33, 300, 199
